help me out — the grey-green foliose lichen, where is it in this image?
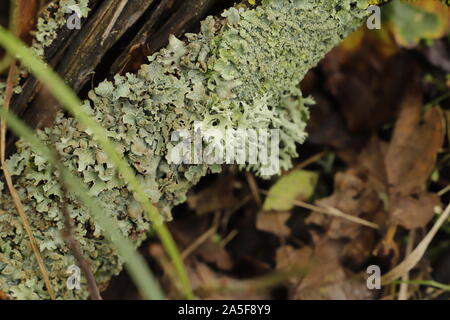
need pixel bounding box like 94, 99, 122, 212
0, 0, 371, 299
32, 0, 90, 57
12, 0, 90, 95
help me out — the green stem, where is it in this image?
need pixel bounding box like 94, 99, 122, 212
0, 26, 192, 299
395, 279, 450, 292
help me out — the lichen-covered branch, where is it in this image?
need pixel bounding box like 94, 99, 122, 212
0, 0, 372, 299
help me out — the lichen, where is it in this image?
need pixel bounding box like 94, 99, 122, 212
0, 0, 371, 299
32, 0, 90, 57
11, 0, 90, 95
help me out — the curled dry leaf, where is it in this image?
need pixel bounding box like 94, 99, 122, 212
358, 89, 445, 230
290, 239, 373, 300
306, 169, 381, 240
382, 202, 450, 285
386, 95, 445, 196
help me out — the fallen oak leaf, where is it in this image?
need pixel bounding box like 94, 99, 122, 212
359, 89, 445, 230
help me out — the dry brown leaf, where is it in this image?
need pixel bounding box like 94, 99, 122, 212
382, 202, 450, 285
275, 245, 312, 271
386, 99, 445, 196
290, 240, 373, 300
359, 135, 389, 193
321, 32, 410, 133
307, 169, 381, 239
342, 229, 376, 269
256, 211, 291, 237
356, 92, 444, 230
390, 192, 440, 230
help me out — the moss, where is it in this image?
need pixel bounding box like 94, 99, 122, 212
1, 0, 371, 299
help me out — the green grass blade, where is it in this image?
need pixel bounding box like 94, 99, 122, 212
0, 106, 165, 300
395, 279, 450, 292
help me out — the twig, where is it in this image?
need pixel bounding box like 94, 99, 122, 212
245, 172, 262, 206
148, 243, 183, 298
395, 280, 450, 292
437, 184, 450, 197
55, 155, 102, 300
398, 229, 415, 300
0, 62, 56, 300
181, 212, 220, 260
219, 229, 238, 247
198, 266, 308, 296
287, 151, 327, 173
381, 202, 450, 285
260, 190, 380, 230
324, 205, 380, 229
100, 0, 128, 46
